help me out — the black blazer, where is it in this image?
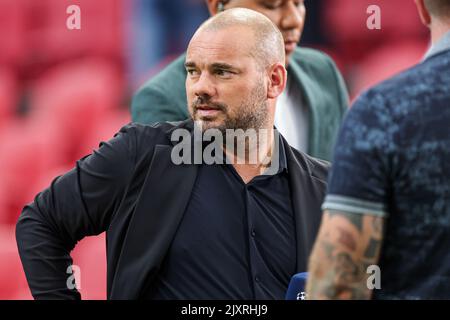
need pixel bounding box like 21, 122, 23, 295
16, 120, 329, 299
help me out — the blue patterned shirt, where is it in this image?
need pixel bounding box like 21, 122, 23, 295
323, 45, 450, 299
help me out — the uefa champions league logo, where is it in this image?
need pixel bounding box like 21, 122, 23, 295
297, 292, 308, 300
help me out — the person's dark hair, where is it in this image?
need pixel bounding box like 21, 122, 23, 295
424, 0, 450, 18
217, 0, 231, 12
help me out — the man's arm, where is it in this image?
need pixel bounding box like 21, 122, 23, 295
307, 210, 385, 299
15, 125, 138, 299
306, 86, 392, 300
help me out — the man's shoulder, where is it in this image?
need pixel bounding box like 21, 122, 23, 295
120, 119, 193, 144
289, 46, 347, 106
288, 145, 330, 184
129, 118, 192, 134
131, 54, 188, 123
354, 50, 450, 113
372, 49, 450, 95
133, 53, 186, 99
290, 47, 337, 73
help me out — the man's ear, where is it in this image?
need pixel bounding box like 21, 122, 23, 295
415, 0, 432, 27
267, 63, 287, 99
206, 0, 222, 16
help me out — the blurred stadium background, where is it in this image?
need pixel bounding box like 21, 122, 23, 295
0, 0, 429, 299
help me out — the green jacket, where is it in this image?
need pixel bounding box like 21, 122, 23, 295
131, 47, 349, 161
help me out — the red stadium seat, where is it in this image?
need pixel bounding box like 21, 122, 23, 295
322, 0, 428, 64
350, 40, 428, 98
0, 227, 106, 300
0, 0, 126, 300
0, 224, 32, 299
76, 108, 130, 161
72, 233, 107, 300
25, 0, 124, 66
323, 0, 426, 43
0, 120, 57, 224
0, 225, 106, 300
29, 58, 124, 165
8, 288, 33, 300
0, 0, 26, 67
0, 68, 18, 132
0, 59, 124, 224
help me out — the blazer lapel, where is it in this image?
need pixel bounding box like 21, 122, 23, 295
110, 142, 198, 299
284, 138, 327, 272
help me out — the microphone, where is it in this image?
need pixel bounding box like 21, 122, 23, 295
285, 272, 308, 300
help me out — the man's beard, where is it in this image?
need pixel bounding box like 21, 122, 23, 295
191, 81, 268, 134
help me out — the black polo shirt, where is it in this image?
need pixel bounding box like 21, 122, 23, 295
146, 137, 296, 299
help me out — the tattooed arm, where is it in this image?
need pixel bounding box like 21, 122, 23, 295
306, 210, 385, 299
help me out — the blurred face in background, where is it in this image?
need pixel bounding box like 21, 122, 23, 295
185, 26, 270, 133
207, 0, 306, 64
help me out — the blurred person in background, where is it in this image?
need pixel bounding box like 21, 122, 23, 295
131, 0, 349, 161
127, 0, 208, 87
307, 0, 450, 299
16, 9, 329, 300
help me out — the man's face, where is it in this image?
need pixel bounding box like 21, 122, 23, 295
185, 27, 269, 133
217, 0, 305, 64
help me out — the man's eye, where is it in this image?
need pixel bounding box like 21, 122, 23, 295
262, 3, 278, 10
215, 69, 232, 77
187, 69, 199, 76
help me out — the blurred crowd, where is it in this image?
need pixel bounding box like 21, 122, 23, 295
0, 0, 429, 299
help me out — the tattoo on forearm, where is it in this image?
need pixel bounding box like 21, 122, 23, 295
335, 252, 361, 282
372, 217, 382, 234
336, 226, 357, 251
307, 211, 385, 300
364, 238, 381, 259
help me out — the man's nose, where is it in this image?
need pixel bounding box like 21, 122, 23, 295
280, 1, 304, 31
192, 73, 216, 99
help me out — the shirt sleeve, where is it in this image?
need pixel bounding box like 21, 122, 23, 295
322, 90, 396, 218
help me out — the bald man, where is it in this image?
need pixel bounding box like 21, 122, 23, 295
131, 0, 349, 162
17, 9, 329, 300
